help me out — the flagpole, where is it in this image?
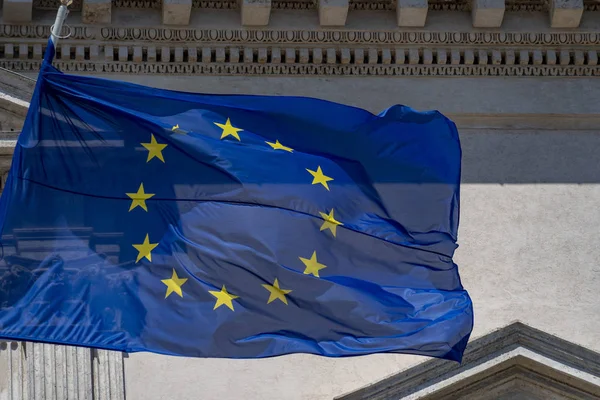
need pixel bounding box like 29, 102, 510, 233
50, 0, 72, 47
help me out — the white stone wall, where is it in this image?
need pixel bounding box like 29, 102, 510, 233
1, 71, 599, 398
73, 75, 597, 399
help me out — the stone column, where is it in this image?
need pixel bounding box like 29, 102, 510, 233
0, 342, 125, 400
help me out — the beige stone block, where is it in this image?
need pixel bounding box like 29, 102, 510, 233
174, 47, 184, 63
471, 0, 504, 28
326, 48, 336, 64
285, 48, 295, 63
491, 49, 502, 64
245, 48, 255, 63
478, 49, 488, 64
147, 46, 157, 62
118, 46, 128, 62
162, 0, 192, 25
90, 45, 100, 61
437, 49, 448, 64
133, 46, 143, 63
82, 0, 111, 24
215, 48, 225, 62
161, 46, 170, 62
312, 48, 323, 64
532, 50, 543, 64
188, 47, 197, 62
76, 45, 85, 61
519, 50, 529, 65
396, 0, 428, 27
201, 47, 211, 63
394, 49, 405, 64
546, 49, 557, 65
588, 50, 598, 65
229, 47, 239, 63
354, 49, 364, 64
559, 49, 570, 65
4, 44, 13, 59
549, 0, 583, 28
463, 50, 474, 64
33, 44, 43, 60
241, 0, 271, 26
408, 49, 419, 64
271, 48, 281, 63
381, 49, 391, 64
19, 44, 28, 60
257, 48, 267, 63
104, 45, 114, 62
3, 0, 32, 22
505, 49, 515, 64
423, 49, 433, 64
340, 48, 350, 64
299, 48, 309, 63
368, 48, 378, 64
318, 0, 348, 26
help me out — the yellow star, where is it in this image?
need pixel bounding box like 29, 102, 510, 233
125, 183, 155, 212
266, 140, 293, 152
161, 269, 188, 299
262, 278, 292, 305
307, 166, 333, 190
171, 124, 179, 131
132, 234, 159, 263
214, 118, 243, 141
319, 209, 343, 237
209, 285, 239, 311
141, 134, 167, 163
299, 251, 327, 277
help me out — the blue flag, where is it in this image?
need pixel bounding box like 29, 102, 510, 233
0, 41, 473, 362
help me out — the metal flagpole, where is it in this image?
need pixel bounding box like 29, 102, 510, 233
50, 0, 72, 47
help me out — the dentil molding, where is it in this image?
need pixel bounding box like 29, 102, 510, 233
0, 22, 599, 77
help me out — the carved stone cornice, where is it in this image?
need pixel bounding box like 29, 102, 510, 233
0, 22, 599, 77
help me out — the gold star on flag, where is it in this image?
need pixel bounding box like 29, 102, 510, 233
132, 234, 159, 263
262, 278, 292, 305
161, 269, 188, 299
266, 140, 293, 152
125, 183, 155, 212
214, 118, 243, 141
209, 285, 239, 311
171, 124, 179, 131
307, 166, 333, 190
319, 209, 343, 237
141, 134, 167, 163
299, 251, 327, 277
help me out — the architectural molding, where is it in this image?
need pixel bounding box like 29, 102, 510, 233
0, 23, 599, 77
336, 321, 600, 399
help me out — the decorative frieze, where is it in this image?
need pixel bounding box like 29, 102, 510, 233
0, 46, 598, 76
0, 23, 599, 76
4, 24, 600, 46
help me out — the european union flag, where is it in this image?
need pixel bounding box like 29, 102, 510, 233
0, 42, 473, 362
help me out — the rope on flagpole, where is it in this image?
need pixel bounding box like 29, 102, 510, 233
50, 0, 73, 46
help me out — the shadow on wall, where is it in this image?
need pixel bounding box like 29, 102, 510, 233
460, 130, 600, 184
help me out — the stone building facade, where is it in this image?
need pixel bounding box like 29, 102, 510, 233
0, 1, 600, 399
